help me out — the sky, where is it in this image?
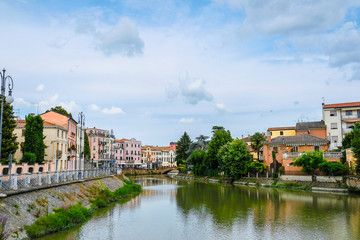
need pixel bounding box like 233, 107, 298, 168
1, 0, 360, 146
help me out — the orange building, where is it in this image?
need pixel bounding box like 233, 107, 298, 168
263, 121, 341, 175
40, 111, 78, 170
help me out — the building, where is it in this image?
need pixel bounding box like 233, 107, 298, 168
118, 138, 142, 167
14, 119, 68, 171
263, 134, 341, 174
170, 142, 177, 151
141, 145, 176, 168
267, 127, 296, 139
86, 127, 115, 167
40, 111, 79, 170
322, 101, 360, 150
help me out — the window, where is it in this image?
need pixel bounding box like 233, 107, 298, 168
331, 123, 337, 129
93, 154, 95, 158
28, 167, 33, 173
39, 167, 43, 172
330, 110, 337, 116
332, 136, 338, 148
16, 167, 22, 174
346, 110, 353, 116
358, 110, 360, 117
93, 138, 96, 142
273, 147, 278, 153
22, 129, 25, 136
57, 129, 59, 137
2, 168, 8, 175
293, 146, 298, 152
280, 131, 283, 135
314, 146, 319, 151
93, 146, 95, 150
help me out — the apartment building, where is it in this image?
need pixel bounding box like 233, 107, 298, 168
86, 127, 115, 167
323, 101, 360, 150
40, 111, 78, 170
118, 138, 142, 167
14, 120, 68, 171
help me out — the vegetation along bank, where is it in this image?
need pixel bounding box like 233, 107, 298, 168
0, 175, 141, 239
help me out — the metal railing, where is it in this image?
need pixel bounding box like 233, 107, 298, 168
0, 167, 122, 191
283, 152, 342, 159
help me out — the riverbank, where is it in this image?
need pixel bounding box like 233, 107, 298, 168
0, 175, 140, 239
172, 174, 350, 193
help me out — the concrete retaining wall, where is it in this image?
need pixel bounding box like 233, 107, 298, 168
316, 176, 343, 183
346, 176, 360, 189
280, 175, 312, 181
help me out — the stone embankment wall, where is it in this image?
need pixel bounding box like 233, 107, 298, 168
0, 176, 123, 239
346, 176, 360, 189
122, 168, 177, 175
280, 175, 343, 183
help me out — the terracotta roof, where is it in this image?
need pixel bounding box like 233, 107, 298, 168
343, 119, 360, 123
264, 134, 329, 146
323, 101, 360, 109
295, 121, 326, 131
267, 126, 295, 131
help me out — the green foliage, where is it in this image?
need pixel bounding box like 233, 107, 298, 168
211, 126, 224, 133
293, 151, 326, 174
23, 114, 47, 164
250, 132, 265, 161
0, 96, 18, 164
206, 127, 232, 170
218, 139, 252, 179
319, 161, 348, 176
248, 161, 266, 173
21, 152, 36, 165
351, 123, 360, 174
83, 131, 90, 159
46, 106, 72, 118
25, 204, 93, 238
175, 132, 192, 165
342, 131, 354, 149
190, 150, 207, 176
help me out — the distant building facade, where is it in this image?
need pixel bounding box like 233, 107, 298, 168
323, 101, 360, 150
86, 127, 115, 167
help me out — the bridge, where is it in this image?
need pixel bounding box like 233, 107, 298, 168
121, 167, 177, 175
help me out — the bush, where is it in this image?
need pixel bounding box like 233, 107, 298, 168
319, 161, 348, 176
25, 204, 93, 238
21, 152, 37, 165
248, 161, 266, 174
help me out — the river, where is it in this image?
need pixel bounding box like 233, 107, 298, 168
39, 175, 360, 240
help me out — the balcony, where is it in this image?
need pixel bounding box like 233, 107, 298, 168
71, 132, 76, 137
283, 152, 342, 159
68, 150, 76, 157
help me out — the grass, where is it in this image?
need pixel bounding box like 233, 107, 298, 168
25, 179, 142, 239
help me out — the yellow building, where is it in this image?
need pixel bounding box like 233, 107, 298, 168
14, 120, 68, 171
267, 127, 296, 139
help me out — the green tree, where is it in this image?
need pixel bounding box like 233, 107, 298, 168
190, 150, 207, 176
250, 132, 265, 161
22, 114, 47, 164
342, 131, 354, 149
351, 122, 360, 174
218, 139, 252, 179
319, 161, 348, 176
248, 161, 267, 174
211, 126, 224, 133
0, 96, 18, 164
84, 131, 90, 159
293, 151, 326, 175
206, 127, 232, 170
175, 132, 192, 165
186, 134, 209, 164
46, 106, 72, 118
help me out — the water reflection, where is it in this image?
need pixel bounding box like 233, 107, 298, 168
39, 176, 360, 240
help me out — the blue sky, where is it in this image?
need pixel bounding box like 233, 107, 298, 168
1, 0, 360, 145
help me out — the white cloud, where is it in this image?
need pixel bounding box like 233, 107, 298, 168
102, 106, 125, 115
38, 94, 81, 115
14, 97, 32, 108
179, 118, 195, 124
168, 72, 213, 105
36, 84, 44, 91
215, 103, 230, 113
88, 103, 100, 111
95, 17, 144, 57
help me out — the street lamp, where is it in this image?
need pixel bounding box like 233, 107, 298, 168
78, 112, 85, 178
0, 69, 14, 161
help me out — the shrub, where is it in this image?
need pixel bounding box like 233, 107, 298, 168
319, 161, 348, 176
0, 217, 9, 240
248, 161, 266, 174
21, 152, 36, 165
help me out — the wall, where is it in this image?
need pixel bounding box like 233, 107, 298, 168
269, 129, 296, 139
280, 175, 312, 181
0, 162, 55, 175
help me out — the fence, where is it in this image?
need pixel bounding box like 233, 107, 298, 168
0, 168, 123, 191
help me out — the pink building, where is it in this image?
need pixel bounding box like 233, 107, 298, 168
170, 142, 177, 151
117, 138, 142, 167
86, 127, 115, 167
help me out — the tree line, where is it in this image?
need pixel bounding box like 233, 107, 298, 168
175, 126, 266, 179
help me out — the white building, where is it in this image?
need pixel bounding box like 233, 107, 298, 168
322, 101, 360, 150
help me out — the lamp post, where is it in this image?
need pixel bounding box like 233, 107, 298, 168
0, 69, 14, 161
78, 112, 85, 178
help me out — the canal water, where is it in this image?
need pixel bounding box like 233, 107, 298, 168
40, 175, 360, 240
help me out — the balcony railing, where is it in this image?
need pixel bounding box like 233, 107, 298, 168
283, 152, 342, 159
